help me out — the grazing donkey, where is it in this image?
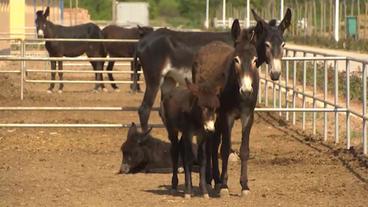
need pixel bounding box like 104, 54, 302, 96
35, 7, 106, 93
119, 123, 198, 174
193, 8, 292, 197
134, 27, 233, 132
159, 77, 222, 199
102, 25, 153, 91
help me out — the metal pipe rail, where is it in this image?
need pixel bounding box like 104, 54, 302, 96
0, 56, 133, 62
26, 69, 143, 74
0, 123, 164, 128
24, 38, 139, 43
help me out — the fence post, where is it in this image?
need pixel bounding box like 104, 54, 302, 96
265, 65, 269, 107
334, 60, 339, 144
285, 50, 289, 121
302, 52, 307, 130
292, 51, 297, 125
324, 59, 328, 141
363, 63, 367, 155
21, 39, 25, 100
346, 59, 350, 149
313, 54, 317, 135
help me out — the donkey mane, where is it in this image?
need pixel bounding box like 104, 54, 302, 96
269, 19, 278, 26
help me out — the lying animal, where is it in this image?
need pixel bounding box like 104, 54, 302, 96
119, 123, 197, 174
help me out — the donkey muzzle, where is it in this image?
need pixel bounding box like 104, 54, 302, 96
118, 163, 130, 174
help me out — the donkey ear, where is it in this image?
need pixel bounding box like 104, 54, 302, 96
127, 122, 138, 138
143, 127, 152, 136
231, 19, 241, 41
279, 8, 292, 33
185, 78, 200, 96
138, 127, 151, 144
251, 9, 265, 23
44, 6, 50, 18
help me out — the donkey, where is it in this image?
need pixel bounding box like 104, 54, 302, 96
134, 27, 232, 132
135, 8, 291, 133
193, 25, 258, 196
102, 25, 153, 91
193, 9, 292, 196
159, 77, 222, 199
119, 122, 198, 174
35, 7, 106, 93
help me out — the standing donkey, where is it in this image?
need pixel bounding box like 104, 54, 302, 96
193, 8, 292, 196
35, 7, 106, 93
159, 76, 222, 199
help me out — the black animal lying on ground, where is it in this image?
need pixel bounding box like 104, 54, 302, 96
119, 123, 197, 174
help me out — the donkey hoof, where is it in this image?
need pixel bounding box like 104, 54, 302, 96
184, 194, 191, 199
114, 88, 120, 93
241, 190, 250, 197
220, 188, 230, 197
229, 152, 240, 162
57, 90, 63, 94
102, 88, 108, 92
214, 184, 222, 193
203, 193, 210, 199
46, 89, 53, 94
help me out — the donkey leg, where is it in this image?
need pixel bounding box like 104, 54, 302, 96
211, 123, 222, 192
106, 61, 119, 91
91, 61, 105, 91
47, 60, 56, 93
138, 81, 159, 132
198, 136, 209, 198
168, 128, 179, 193
219, 114, 235, 196
57, 61, 64, 93
181, 132, 194, 199
239, 110, 254, 196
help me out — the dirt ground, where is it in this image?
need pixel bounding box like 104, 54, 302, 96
0, 63, 368, 207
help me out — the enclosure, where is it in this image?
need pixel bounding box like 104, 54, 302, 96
0, 35, 367, 206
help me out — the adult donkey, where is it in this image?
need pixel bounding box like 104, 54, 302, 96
134, 26, 234, 132
35, 7, 106, 93
194, 9, 292, 196
102, 25, 153, 91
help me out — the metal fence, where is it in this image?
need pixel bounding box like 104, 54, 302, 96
0, 38, 366, 155
0, 38, 140, 100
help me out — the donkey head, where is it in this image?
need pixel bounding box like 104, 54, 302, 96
231, 20, 258, 96
186, 79, 220, 132
137, 25, 154, 38
252, 8, 292, 81
119, 122, 152, 174
35, 6, 50, 38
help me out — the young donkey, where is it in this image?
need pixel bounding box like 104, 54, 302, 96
119, 123, 198, 174
160, 77, 222, 199
35, 7, 106, 93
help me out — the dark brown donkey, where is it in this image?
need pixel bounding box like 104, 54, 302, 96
134, 27, 233, 132
159, 77, 222, 199
102, 25, 153, 91
35, 7, 106, 93
193, 8, 292, 196
193, 26, 258, 197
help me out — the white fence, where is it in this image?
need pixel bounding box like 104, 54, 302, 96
0, 38, 366, 155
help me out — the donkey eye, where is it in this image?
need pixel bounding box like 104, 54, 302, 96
265, 42, 271, 48
234, 56, 241, 65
